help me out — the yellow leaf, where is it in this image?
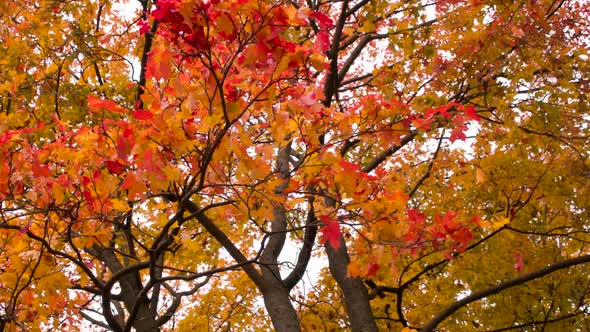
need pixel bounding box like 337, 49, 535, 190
111, 199, 131, 212
153, 201, 169, 210
401, 327, 417, 332
310, 53, 325, 71
475, 167, 486, 184
492, 217, 510, 230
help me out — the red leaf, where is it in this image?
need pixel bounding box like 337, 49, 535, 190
470, 215, 483, 227
449, 227, 473, 248
82, 190, 93, 201
116, 128, 135, 160
224, 85, 238, 102
309, 11, 334, 29
184, 27, 210, 50
82, 176, 91, 186
32, 163, 50, 177
152, 0, 184, 23
514, 251, 523, 272
87, 95, 125, 114
407, 209, 426, 224
425, 102, 459, 119
462, 105, 480, 121
450, 126, 467, 142
315, 31, 330, 52
0, 162, 10, 196
429, 225, 446, 239
138, 19, 150, 35
339, 160, 361, 173
281, 179, 301, 194
121, 173, 136, 190
366, 261, 380, 278
132, 109, 153, 120
106, 160, 125, 175
239, 42, 269, 66
319, 215, 341, 249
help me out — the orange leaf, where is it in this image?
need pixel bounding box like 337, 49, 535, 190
121, 172, 147, 199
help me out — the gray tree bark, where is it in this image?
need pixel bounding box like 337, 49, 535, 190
326, 237, 378, 332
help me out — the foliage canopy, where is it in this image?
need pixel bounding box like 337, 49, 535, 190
0, 0, 588, 331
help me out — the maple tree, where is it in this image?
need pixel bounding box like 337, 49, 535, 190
0, 0, 589, 330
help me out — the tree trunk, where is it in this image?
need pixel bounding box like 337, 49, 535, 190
260, 274, 301, 332
326, 237, 378, 332
256, 145, 301, 331
130, 303, 160, 332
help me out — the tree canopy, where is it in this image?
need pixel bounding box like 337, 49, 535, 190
0, 0, 588, 331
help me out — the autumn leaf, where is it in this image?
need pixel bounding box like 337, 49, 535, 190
111, 199, 131, 212
87, 95, 126, 114
116, 127, 135, 160
462, 105, 480, 121
315, 31, 330, 52
514, 251, 523, 273
491, 217, 510, 230
138, 19, 150, 35
475, 167, 486, 184
308, 11, 334, 29
366, 261, 380, 278
121, 172, 147, 199
319, 215, 341, 249
132, 109, 153, 120
105, 160, 125, 175
347, 260, 361, 278
151, 0, 184, 23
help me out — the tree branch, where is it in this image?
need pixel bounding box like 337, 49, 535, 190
259, 144, 292, 277
323, 0, 349, 106
283, 199, 318, 290
487, 310, 585, 332
183, 199, 264, 287
362, 130, 417, 173
407, 131, 444, 198
136, 2, 159, 109
421, 254, 590, 332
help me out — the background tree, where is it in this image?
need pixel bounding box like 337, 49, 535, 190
0, 0, 588, 331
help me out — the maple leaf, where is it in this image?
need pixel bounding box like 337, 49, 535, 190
449, 227, 473, 251
138, 19, 150, 35
514, 251, 524, 273
449, 115, 468, 142
365, 261, 379, 278
87, 95, 126, 114
407, 209, 426, 224
309, 11, 334, 29
319, 215, 341, 249
425, 103, 457, 119
475, 167, 486, 184
315, 31, 330, 52
132, 109, 154, 120
184, 27, 209, 50
462, 105, 480, 121
82, 175, 92, 187
105, 160, 125, 175
116, 127, 135, 160
152, 0, 184, 23
121, 172, 147, 199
